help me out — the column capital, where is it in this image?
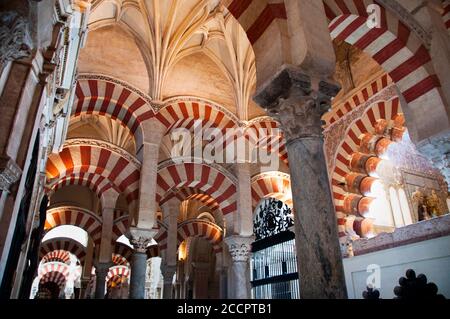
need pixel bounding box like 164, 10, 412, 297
224, 235, 253, 262
0, 155, 22, 192
141, 118, 167, 145
128, 227, 158, 253
94, 262, 112, 274
161, 265, 177, 283
254, 65, 340, 143
0, 11, 33, 67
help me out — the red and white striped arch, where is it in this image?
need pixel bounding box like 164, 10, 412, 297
46, 143, 141, 204
226, 0, 287, 45
47, 172, 118, 199
332, 98, 402, 211
157, 162, 237, 216
38, 263, 70, 289
114, 242, 133, 261
44, 207, 103, 244
40, 237, 87, 264
154, 220, 169, 250
332, 98, 406, 241
112, 216, 129, 242
155, 100, 239, 135
112, 254, 129, 266
160, 187, 221, 215
324, 74, 392, 125
324, 0, 444, 116
177, 219, 223, 253
251, 172, 292, 211
41, 250, 71, 265
107, 265, 130, 282
245, 118, 289, 166
443, 1, 450, 35
73, 77, 154, 151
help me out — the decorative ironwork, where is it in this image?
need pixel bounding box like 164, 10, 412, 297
253, 198, 293, 241
394, 269, 446, 300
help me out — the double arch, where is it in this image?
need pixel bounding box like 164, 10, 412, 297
176, 219, 224, 254
40, 237, 87, 265
156, 161, 237, 216
46, 141, 141, 204
324, 0, 448, 142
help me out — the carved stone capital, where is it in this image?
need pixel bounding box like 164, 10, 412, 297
94, 262, 113, 276
224, 235, 253, 263
161, 265, 177, 283
0, 156, 22, 192
128, 227, 158, 253
0, 11, 32, 66
254, 65, 340, 143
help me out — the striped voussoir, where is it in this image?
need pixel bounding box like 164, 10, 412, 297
154, 220, 169, 250
112, 216, 130, 242
40, 237, 87, 264
332, 98, 406, 240
44, 207, 103, 244
38, 263, 70, 289
157, 162, 237, 216
41, 250, 71, 265
227, 0, 287, 45
324, 74, 392, 125
73, 78, 154, 151
156, 100, 240, 158
177, 219, 223, 253
160, 187, 222, 215
107, 266, 130, 283
324, 0, 444, 118
46, 143, 141, 204
114, 242, 133, 261
155, 100, 238, 134
245, 118, 288, 166
112, 254, 129, 266
251, 172, 292, 210
47, 172, 118, 198
443, 1, 450, 35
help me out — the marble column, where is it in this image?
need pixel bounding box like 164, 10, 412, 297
98, 206, 115, 262
254, 66, 347, 299
80, 238, 94, 299
79, 279, 90, 299
218, 268, 228, 299
137, 119, 166, 229
94, 262, 111, 299
236, 163, 253, 237
224, 235, 252, 299
162, 199, 179, 266
192, 262, 210, 299
161, 264, 177, 299
129, 232, 154, 299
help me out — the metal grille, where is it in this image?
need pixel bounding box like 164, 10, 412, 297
250, 238, 299, 299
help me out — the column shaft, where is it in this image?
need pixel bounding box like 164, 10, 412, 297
254, 65, 347, 299
288, 136, 347, 298
236, 163, 253, 236
129, 251, 148, 299
94, 264, 110, 299
161, 265, 176, 299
